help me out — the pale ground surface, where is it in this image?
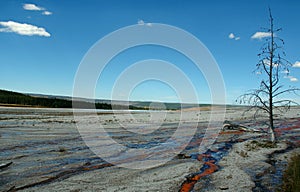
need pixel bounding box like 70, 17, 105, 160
195, 141, 300, 192
0, 106, 299, 191
25, 160, 201, 192
195, 140, 286, 192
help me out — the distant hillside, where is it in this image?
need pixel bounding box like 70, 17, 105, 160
0, 89, 141, 109
27, 93, 201, 110
1, 89, 235, 110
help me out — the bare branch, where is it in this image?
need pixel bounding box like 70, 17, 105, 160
272, 85, 284, 95
261, 80, 270, 91
273, 88, 300, 98
273, 99, 299, 106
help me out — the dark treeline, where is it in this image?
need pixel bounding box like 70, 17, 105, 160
0, 89, 144, 110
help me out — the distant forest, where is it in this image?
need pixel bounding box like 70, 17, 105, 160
0, 89, 144, 110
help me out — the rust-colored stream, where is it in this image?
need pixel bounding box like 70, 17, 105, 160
179, 141, 234, 192
180, 159, 218, 192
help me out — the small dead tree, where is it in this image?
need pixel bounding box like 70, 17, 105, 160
237, 8, 299, 142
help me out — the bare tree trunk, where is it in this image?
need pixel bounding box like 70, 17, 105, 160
269, 89, 275, 142
269, 9, 276, 143
269, 124, 275, 142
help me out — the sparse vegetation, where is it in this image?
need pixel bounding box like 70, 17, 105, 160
236, 150, 249, 157
245, 140, 277, 151
279, 154, 300, 192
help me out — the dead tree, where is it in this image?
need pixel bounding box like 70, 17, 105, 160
237, 8, 299, 142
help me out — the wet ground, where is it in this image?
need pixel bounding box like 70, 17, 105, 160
0, 107, 299, 191
184, 117, 300, 192
0, 107, 200, 191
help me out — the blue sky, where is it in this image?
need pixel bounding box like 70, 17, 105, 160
1, 0, 299, 104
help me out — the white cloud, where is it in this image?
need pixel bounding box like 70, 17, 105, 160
292, 61, 300, 68
137, 19, 152, 27
228, 33, 240, 40
281, 69, 289, 74
284, 75, 298, 82
42, 11, 52, 15
229, 33, 235, 39
138, 19, 145, 25
263, 59, 279, 67
23, 3, 52, 16
251, 32, 272, 39
0, 21, 50, 37
290, 77, 298, 82
23, 3, 44, 11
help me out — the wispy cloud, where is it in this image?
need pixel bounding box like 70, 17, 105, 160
137, 19, 145, 25
23, 3, 44, 11
292, 61, 300, 68
137, 19, 152, 27
228, 33, 240, 40
290, 77, 298, 82
281, 69, 289, 74
42, 11, 52, 15
229, 33, 234, 39
263, 59, 279, 67
251, 32, 272, 39
0, 21, 50, 37
23, 3, 52, 16
284, 75, 298, 82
